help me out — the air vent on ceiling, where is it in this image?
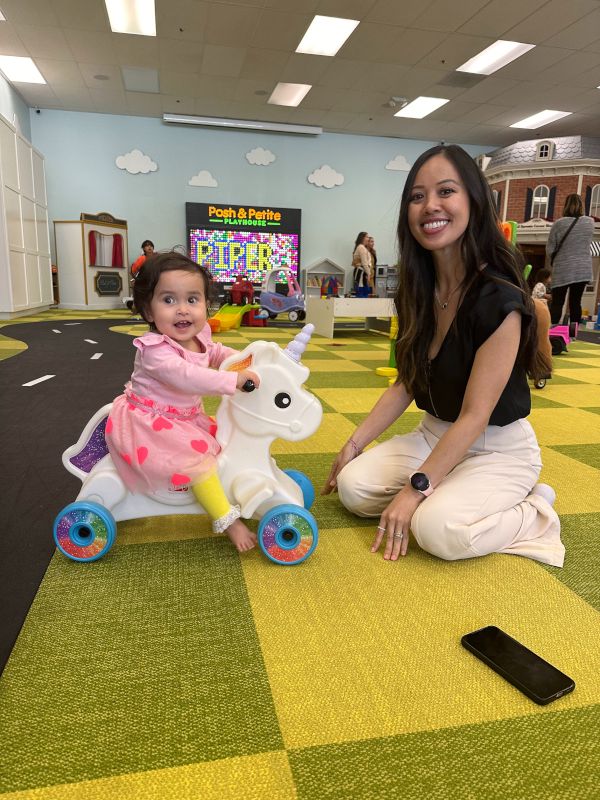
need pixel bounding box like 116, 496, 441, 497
436, 72, 485, 89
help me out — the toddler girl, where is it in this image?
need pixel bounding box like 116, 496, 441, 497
106, 251, 260, 552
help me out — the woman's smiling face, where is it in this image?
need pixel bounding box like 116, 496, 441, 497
407, 154, 470, 257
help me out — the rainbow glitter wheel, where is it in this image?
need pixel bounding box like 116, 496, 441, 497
53, 501, 116, 562
258, 504, 318, 565
283, 469, 315, 510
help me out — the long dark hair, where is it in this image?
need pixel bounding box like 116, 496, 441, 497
394, 144, 544, 391
353, 231, 368, 253
133, 251, 214, 329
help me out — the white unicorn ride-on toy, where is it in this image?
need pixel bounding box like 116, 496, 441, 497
54, 324, 323, 565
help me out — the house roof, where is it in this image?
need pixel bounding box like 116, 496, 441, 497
487, 136, 600, 169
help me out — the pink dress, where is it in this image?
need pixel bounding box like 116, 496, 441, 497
106, 326, 238, 494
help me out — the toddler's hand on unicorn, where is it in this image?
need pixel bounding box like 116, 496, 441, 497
236, 369, 261, 392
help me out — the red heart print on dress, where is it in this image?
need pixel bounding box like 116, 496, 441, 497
191, 439, 208, 453
137, 447, 148, 465
105, 417, 113, 434
171, 473, 191, 486
152, 417, 173, 431
120, 453, 132, 465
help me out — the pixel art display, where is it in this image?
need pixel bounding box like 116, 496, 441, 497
189, 229, 300, 284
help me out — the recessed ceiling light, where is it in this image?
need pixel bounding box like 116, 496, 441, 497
268, 82, 312, 107
0, 55, 45, 84
104, 0, 156, 36
457, 40, 535, 75
296, 15, 359, 57
510, 109, 572, 129
94, 74, 110, 81
394, 96, 449, 119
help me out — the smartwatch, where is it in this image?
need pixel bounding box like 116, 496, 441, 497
409, 471, 433, 497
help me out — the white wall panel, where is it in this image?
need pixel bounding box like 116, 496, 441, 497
17, 136, 34, 200
9, 250, 27, 308
4, 187, 22, 248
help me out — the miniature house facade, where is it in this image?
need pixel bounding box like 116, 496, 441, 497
482, 136, 600, 317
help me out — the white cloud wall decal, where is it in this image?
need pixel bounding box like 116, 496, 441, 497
188, 170, 218, 187
246, 147, 276, 166
386, 154, 412, 171
308, 165, 344, 189
115, 149, 157, 174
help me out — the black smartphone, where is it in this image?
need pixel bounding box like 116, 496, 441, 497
461, 625, 575, 705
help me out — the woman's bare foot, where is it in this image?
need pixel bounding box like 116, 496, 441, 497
226, 519, 257, 552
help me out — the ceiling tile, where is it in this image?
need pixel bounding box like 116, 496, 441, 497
544, 9, 600, 50
365, 0, 436, 27
89, 88, 128, 114
156, 0, 208, 42
158, 39, 204, 72
457, 0, 548, 38
301, 85, 342, 110
318, 58, 372, 90
455, 76, 521, 103
78, 63, 123, 90
195, 75, 237, 100
34, 59, 84, 87
280, 53, 331, 85
503, 0, 599, 45
337, 22, 409, 62
158, 70, 197, 96
52, 85, 94, 109
51, 0, 110, 32
0, 23, 28, 56
250, 9, 313, 52
126, 91, 164, 116
13, 25, 72, 60
112, 33, 160, 69
240, 48, 290, 82
537, 51, 600, 87
161, 94, 196, 114
416, 32, 494, 71
205, 4, 262, 47
62, 29, 118, 63
495, 46, 571, 81
193, 97, 235, 117
411, 0, 491, 34
353, 62, 411, 94
0, 0, 59, 26
201, 45, 248, 78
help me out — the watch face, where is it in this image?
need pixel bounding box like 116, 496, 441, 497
411, 472, 430, 492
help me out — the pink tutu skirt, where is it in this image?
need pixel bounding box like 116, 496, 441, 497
105, 388, 220, 494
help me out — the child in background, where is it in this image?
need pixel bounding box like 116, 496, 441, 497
131, 240, 155, 276
532, 268, 552, 304
105, 251, 260, 552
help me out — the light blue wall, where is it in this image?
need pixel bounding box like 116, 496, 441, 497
0, 74, 31, 140
30, 109, 488, 273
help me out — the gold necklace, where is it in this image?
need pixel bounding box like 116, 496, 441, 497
434, 282, 463, 310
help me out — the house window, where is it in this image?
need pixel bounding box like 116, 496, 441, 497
590, 185, 600, 219
492, 189, 499, 208
536, 141, 553, 161
532, 185, 549, 219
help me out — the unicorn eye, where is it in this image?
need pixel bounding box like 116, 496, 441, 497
275, 392, 291, 408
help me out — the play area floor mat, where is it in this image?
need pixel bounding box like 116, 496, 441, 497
1, 313, 599, 799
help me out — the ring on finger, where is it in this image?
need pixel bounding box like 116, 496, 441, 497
393, 532, 403, 540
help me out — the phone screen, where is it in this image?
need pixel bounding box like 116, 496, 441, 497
462, 626, 575, 704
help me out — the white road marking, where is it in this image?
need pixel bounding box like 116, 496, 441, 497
23, 374, 55, 387
52, 329, 61, 333
91, 353, 103, 360
84, 339, 98, 344
64, 322, 82, 325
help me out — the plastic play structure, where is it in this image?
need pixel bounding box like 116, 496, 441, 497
53, 325, 323, 565
259, 268, 306, 322
209, 303, 264, 333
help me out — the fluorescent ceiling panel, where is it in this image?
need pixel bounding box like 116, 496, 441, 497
457, 40, 535, 75
105, 0, 156, 36
163, 113, 322, 135
0, 56, 45, 84
394, 96, 449, 119
296, 15, 359, 57
122, 66, 159, 93
510, 109, 572, 128
0, 10, 5, 21
268, 82, 312, 107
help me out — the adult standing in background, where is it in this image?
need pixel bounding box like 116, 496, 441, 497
352, 232, 373, 297
546, 194, 593, 325
366, 235, 378, 292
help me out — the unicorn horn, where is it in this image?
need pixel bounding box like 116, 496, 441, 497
284, 323, 314, 363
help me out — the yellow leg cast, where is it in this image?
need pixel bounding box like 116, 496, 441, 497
192, 471, 241, 533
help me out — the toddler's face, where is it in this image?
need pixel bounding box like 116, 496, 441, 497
146, 269, 208, 349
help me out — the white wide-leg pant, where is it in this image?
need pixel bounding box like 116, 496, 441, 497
337, 413, 564, 567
